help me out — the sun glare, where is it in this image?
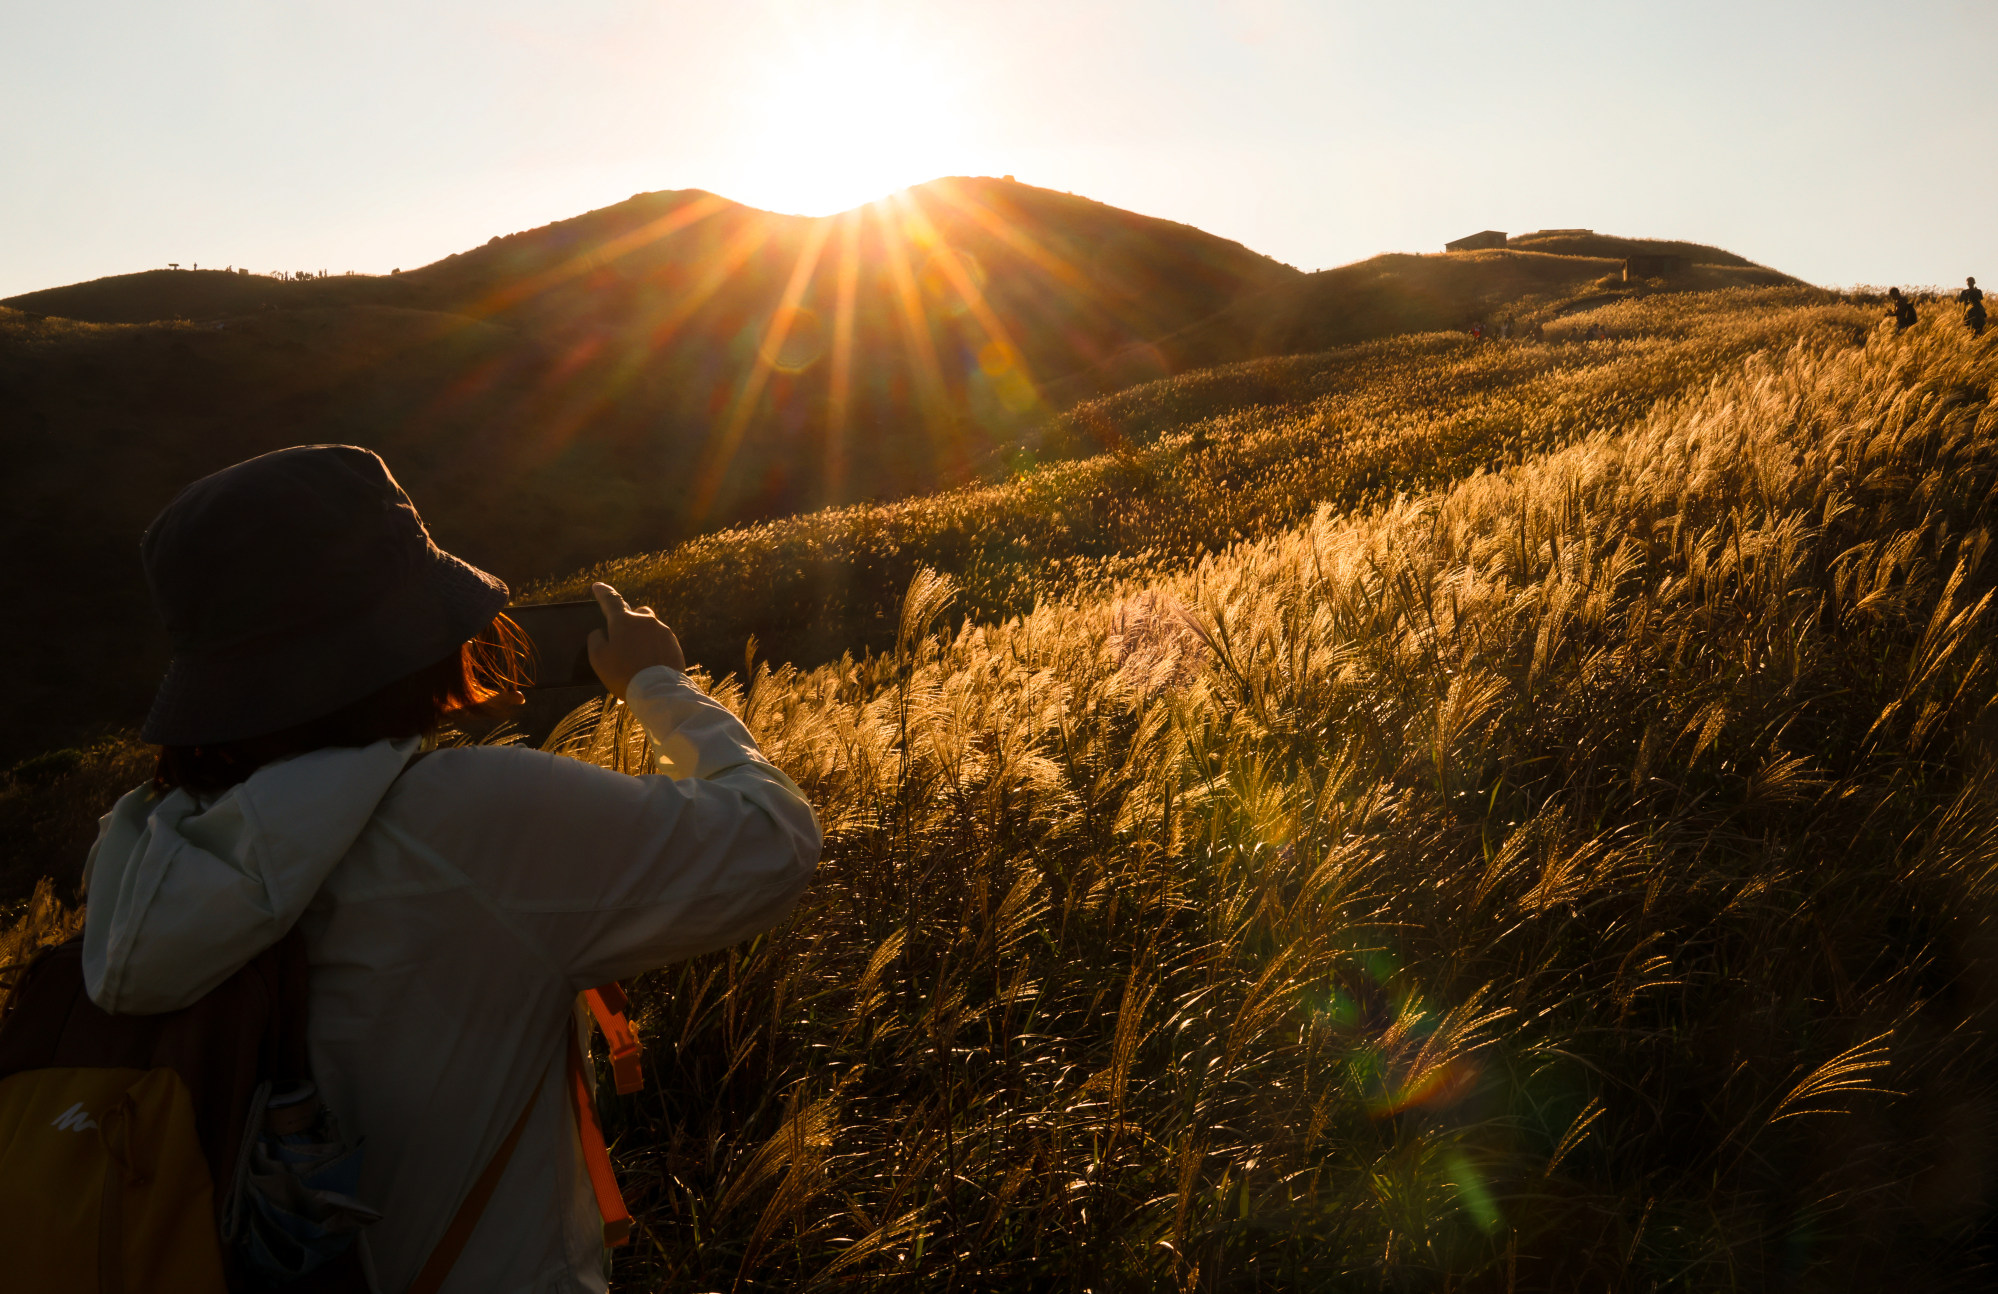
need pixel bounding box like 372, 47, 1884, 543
731, 24, 973, 216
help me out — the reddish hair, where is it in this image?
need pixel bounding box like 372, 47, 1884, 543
153, 615, 532, 796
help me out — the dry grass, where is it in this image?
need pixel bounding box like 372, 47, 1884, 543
580, 305, 1998, 1286
7, 293, 1995, 1288
0, 739, 156, 902
535, 288, 1863, 677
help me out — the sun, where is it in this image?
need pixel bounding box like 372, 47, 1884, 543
730, 22, 973, 215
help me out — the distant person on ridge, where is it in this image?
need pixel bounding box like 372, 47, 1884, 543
1886, 287, 1917, 333
1959, 276, 1986, 337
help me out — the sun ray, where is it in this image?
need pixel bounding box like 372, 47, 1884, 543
640, 220, 776, 352
468, 192, 729, 320
894, 188, 1042, 407
428, 215, 778, 486
878, 199, 957, 454
508, 218, 779, 471
922, 181, 1099, 304
826, 207, 863, 506
686, 218, 833, 526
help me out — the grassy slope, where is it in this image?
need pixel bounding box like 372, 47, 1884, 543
0, 289, 1854, 909
0, 224, 1801, 767
3, 180, 1302, 517
1501, 230, 1766, 264
534, 288, 1851, 675
15, 288, 1989, 1290
589, 298, 1997, 1288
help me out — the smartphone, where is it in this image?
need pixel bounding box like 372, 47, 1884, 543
506, 601, 606, 691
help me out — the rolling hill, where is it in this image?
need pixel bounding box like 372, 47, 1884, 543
1, 179, 1802, 762
1147, 242, 1799, 370
10, 279, 1996, 1288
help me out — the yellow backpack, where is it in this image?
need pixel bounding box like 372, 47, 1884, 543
0, 1064, 227, 1292
0, 935, 370, 1294
0, 935, 644, 1294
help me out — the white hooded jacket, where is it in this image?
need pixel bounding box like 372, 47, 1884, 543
81, 666, 821, 1293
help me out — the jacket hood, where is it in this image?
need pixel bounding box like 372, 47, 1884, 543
83, 738, 421, 1013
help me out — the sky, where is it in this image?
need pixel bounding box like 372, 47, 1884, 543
1, 0, 1992, 300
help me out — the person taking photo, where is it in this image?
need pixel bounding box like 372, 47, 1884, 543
77, 444, 821, 1292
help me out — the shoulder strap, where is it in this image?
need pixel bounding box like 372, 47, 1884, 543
405, 1001, 637, 1283
583, 984, 643, 1097
568, 1025, 633, 1247
404, 1071, 545, 1294
400, 978, 643, 1285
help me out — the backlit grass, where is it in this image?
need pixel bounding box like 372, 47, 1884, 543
7, 291, 1994, 1288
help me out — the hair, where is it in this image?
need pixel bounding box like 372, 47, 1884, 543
153, 614, 532, 797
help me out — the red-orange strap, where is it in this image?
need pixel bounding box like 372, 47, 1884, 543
409, 1071, 546, 1294
571, 989, 636, 1247
584, 983, 644, 1096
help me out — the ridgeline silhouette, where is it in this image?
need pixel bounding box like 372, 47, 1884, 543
2, 178, 1796, 760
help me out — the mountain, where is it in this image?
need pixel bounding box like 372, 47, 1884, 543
6, 178, 1299, 521
2, 178, 1306, 760
1146, 242, 1798, 368
0, 179, 1803, 762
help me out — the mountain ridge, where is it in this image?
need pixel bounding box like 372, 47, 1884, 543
0, 177, 1808, 762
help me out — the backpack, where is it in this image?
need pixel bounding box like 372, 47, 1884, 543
0, 930, 644, 1294
0, 930, 374, 1293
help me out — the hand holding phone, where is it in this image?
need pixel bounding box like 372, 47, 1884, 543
585, 583, 686, 700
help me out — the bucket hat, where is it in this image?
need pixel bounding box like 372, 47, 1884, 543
140, 444, 510, 746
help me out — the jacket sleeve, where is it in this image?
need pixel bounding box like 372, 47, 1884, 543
403, 666, 821, 988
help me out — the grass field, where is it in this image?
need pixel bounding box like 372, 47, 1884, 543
7, 288, 1996, 1288
0, 203, 1803, 769
535, 288, 1858, 677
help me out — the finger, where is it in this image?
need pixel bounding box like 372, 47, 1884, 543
590, 582, 627, 627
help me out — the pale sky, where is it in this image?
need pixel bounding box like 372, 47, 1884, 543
2, 0, 1991, 300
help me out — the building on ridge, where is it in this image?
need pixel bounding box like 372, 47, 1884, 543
1445, 230, 1508, 253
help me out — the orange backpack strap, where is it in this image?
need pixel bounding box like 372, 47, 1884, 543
406, 1071, 545, 1294
568, 1023, 633, 1246
582, 983, 644, 1097
412, 983, 641, 1284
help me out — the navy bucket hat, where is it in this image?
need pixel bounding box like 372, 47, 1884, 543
140, 445, 510, 746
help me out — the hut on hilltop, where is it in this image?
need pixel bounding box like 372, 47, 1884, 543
1444, 230, 1508, 253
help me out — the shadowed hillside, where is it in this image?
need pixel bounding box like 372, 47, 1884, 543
1135, 242, 1800, 375
0, 179, 1297, 762
6, 178, 1300, 524
0, 182, 1807, 762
